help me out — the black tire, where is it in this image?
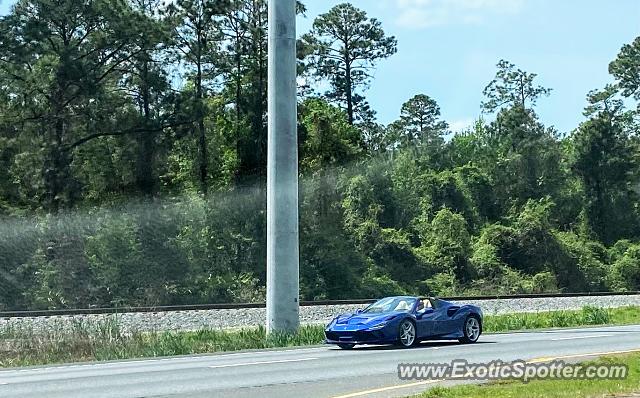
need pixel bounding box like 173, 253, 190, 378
338, 343, 355, 350
458, 315, 482, 344
397, 319, 417, 348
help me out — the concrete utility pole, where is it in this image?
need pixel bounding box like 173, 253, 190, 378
266, 0, 299, 334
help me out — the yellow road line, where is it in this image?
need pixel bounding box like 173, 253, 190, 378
330, 380, 442, 398
528, 348, 640, 363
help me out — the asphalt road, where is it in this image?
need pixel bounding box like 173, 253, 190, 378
1, 324, 640, 398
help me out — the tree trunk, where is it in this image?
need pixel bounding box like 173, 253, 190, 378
136, 56, 155, 196
345, 61, 354, 125
519, 75, 526, 109
236, 30, 242, 138
195, 29, 208, 194
44, 99, 75, 213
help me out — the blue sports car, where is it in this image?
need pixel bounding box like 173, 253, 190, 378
325, 296, 483, 349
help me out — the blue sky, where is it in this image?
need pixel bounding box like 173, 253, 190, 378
1, 0, 638, 133
298, 0, 639, 133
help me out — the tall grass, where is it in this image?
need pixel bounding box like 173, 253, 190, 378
1, 306, 637, 368
484, 306, 613, 333
0, 322, 327, 368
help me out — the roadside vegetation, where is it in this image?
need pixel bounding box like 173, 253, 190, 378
1, 306, 638, 368
1, 2, 640, 312
482, 306, 631, 332
413, 352, 640, 398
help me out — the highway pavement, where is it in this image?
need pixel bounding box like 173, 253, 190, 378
1, 324, 639, 398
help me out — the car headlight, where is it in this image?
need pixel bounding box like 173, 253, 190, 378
325, 317, 337, 331
368, 321, 387, 330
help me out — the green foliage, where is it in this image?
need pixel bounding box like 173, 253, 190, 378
388, 94, 449, 149
423, 271, 461, 297
0, 4, 639, 309
469, 240, 503, 279
359, 269, 409, 298
300, 3, 397, 124
299, 98, 362, 172
571, 113, 639, 244
554, 231, 608, 292
482, 59, 552, 113
607, 243, 640, 291
300, 166, 369, 299
610, 36, 640, 102
86, 215, 144, 305
485, 108, 568, 211
416, 209, 472, 282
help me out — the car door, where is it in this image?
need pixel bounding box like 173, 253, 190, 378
430, 305, 453, 336
432, 302, 467, 336
415, 308, 437, 338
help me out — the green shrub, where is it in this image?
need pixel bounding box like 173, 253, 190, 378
424, 271, 460, 296
581, 306, 611, 325
607, 244, 640, 291
360, 268, 409, 297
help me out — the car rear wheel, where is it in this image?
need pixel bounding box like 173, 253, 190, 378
398, 319, 416, 347
459, 315, 481, 344
338, 343, 355, 350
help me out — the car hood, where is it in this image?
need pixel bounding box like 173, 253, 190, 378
334, 311, 402, 326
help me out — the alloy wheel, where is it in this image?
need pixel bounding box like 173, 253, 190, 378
399, 320, 416, 347
465, 317, 481, 342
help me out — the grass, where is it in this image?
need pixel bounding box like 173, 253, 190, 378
0, 320, 325, 368
482, 305, 637, 333
1, 306, 638, 368
413, 352, 640, 398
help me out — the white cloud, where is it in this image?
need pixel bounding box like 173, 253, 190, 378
449, 118, 475, 133
394, 0, 524, 29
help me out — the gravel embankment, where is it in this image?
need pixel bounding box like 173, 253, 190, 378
2, 295, 639, 335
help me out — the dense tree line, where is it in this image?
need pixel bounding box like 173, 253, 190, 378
0, 1, 639, 310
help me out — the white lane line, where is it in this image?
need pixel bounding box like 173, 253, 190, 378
550, 334, 614, 341
0, 382, 7, 385
0, 348, 330, 375
209, 357, 318, 369
331, 380, 442, 398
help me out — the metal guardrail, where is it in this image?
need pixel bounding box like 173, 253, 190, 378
1, 291, 639, 318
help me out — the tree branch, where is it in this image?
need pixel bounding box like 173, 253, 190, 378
64, 118, 195, 151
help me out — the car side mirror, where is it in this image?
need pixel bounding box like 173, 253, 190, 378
355, 309, 363, 314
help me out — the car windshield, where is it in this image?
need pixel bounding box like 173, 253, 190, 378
362, 297, 417, 314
